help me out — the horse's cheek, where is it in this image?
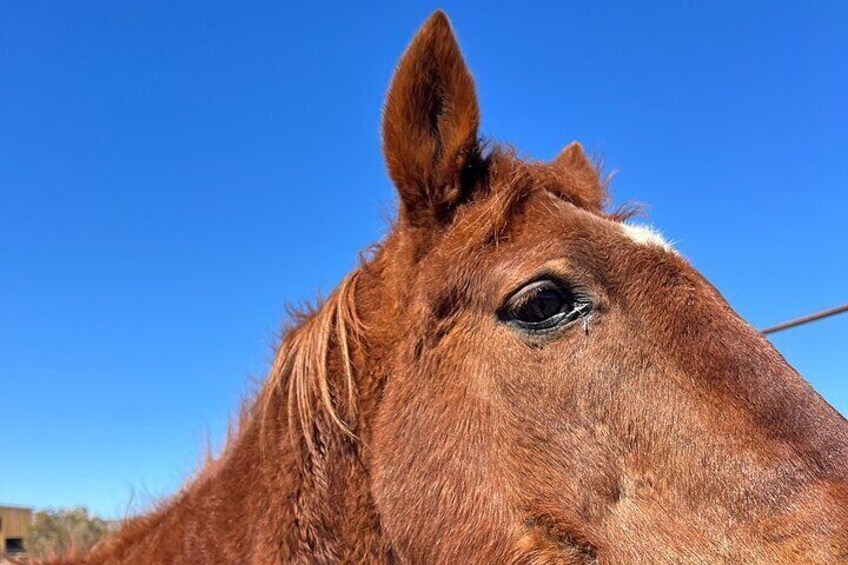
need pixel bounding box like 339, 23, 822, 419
369, 363, 519, 562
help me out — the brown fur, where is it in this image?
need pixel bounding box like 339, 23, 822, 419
39, 11, 848, 564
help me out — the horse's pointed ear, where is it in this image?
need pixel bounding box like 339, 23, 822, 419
552, 142, 606, 212
382, 11, 482, 229
555, 142, 593, 172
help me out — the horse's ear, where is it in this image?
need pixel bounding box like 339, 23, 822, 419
552, 142, 606, 212
382, 11, 481, 229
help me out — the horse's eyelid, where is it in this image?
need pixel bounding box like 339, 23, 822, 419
504, 275, 569, 300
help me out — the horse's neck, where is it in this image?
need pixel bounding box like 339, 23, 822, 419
72, 263, 398, 564
81, 382, 389, 563
268, 397, 392, 563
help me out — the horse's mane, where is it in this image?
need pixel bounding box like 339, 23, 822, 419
261, 270, 366, 458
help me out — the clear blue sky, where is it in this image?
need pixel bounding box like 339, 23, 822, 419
2, 2, 846, 519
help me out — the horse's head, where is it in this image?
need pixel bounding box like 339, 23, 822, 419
292, 12, 848, 563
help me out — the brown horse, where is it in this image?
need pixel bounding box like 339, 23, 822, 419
48, 11, 848, 565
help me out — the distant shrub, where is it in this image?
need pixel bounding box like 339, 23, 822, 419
28, 507, 112, 558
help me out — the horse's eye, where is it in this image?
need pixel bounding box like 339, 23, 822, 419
500, 279, 588, 331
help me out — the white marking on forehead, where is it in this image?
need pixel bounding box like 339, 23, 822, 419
619, 223, 675, 252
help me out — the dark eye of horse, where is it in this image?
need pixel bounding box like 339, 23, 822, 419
500, 279, 589, 332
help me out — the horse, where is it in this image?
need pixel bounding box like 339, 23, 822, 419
48, 10, 848, 564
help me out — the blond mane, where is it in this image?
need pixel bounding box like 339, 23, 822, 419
261, 270, 366, 457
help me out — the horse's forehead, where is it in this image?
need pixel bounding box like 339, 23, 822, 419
507, 190, 677, 256
618, 223, 675, 253
422, 183, 678, 293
